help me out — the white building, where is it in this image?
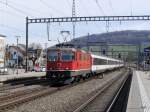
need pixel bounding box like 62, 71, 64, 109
0, 35, 6, 68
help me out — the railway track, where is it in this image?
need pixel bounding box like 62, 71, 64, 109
0, 87, 58, 112
0, 78, 47, 92
0, 76, 91, 111
0, 79, 85, 111
0, 69, 126, 111
0, 85, 50, 102
106, 71, 132, 112
73, 70, 131, 112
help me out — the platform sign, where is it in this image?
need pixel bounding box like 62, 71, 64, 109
144, 47, 150, 53
144, 47, 150, 70
144, 47, 150, 57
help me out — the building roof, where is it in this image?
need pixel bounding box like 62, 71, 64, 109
0, 34, 6, 37
18, 44, 26, 48
9, 46, 26, 56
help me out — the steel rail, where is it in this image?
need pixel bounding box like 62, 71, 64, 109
0, 87, 57, 111
0, 78, 47, 92
73, 71, 129, 112
105, 73, 130, 112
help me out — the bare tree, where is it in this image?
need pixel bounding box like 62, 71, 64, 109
29, 43, 42, 49
28, 43, 43, 67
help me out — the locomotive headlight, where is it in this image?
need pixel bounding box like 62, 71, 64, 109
65, 68, 69, 70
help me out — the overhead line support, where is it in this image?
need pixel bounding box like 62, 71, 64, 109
72, 0, 76, 39
26, 17, 28, 72
27, 15, 150, 23
26, 15, 150, 72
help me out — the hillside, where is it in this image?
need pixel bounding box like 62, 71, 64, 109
70, 30, 150, 47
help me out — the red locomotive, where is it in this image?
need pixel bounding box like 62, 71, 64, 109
46, 44, 123, 84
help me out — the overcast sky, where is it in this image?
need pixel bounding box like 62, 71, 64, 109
0, 0, 150, 47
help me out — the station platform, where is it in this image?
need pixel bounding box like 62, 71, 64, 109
0, 70, 46, 83
127, 70, 150, 112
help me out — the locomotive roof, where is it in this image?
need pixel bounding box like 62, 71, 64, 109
48, 47, 122, 62
48, 47, 77, 51
49, 47, 91, 53
0, 34, 6, 37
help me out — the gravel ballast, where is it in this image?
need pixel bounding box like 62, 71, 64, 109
6, 69, 126, 112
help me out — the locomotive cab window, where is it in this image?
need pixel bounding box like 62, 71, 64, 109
61, 51, 75, 61
47, 50, 58, 61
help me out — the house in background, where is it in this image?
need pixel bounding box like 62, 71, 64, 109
6, 44, 26, 67
5, 43, 44, 70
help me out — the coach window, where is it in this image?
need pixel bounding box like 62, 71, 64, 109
93, 58, 107, 65
108, 60, 110, 64
108, 60, 113, 65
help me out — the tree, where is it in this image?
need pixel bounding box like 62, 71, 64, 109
29, 43, 42, 49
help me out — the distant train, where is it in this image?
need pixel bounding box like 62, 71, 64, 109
46, 46, 124, 84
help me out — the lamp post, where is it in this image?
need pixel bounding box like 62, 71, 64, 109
15, 36, 21, 74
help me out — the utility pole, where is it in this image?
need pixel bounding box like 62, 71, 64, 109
137, 44, 141, 70
87, 33, 90, 52
111, 49, 114, 58
26, 17, 28, 72
106, 21, 110, 32
72, 0, 76, 39
15, 36, 21, 74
